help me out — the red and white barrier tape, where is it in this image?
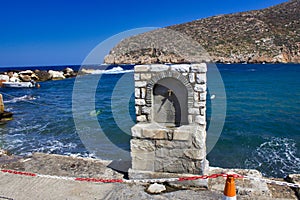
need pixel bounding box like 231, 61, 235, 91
1, 169, 299, 188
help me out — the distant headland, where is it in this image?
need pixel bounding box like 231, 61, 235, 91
104, 0, 300, 64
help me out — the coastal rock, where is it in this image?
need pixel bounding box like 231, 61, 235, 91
0, 75, 9, 82
63, 67, 76, 78
19, 70, 34, 75
19, 74, 31, 82
63, 67, 73, 74
285, 174, 300, 197
0, 148, 8, 156
48, 70, 65, 80
9, 77, 20, 83
146, 183, 166, 194
35, 70, 52, 81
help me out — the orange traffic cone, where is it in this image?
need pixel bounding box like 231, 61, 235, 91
223, 175, 237, 200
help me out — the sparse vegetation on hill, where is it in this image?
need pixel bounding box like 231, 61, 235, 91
105, 0, 300, 64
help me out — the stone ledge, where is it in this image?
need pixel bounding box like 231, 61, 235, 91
132, 123, 202, 141
129, 169, 208, 188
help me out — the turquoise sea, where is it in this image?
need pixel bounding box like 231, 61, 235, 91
0, 64, 299, 178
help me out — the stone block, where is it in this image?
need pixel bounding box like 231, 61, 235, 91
135, 88, 140, 98
170, 64, 190, 72
196, 73, 206, 84
134, 73, 140, 81
199, 92, 207, 101
147, 114, 152, 122
155, 140, 191, 149
184, 149, 205, 160
150, 64, 169, 72
131, 124, 143, 138
194, 92, 199, 101
135, 65, 150, 72
143, 129, 166, 139
190, 63, 207, 73
194, 84, 206, 92
189, 73, 195, 83
200, 107, 206, 116
195, 115, 206, 125
135, 99, 146, 106
137, 115, 147, 122
135, 106, 140, 115
142, 106, 151, 115
194, 101, 206, 108
173, 130, 190, 141
135, 81, 147, 87
141, 88, 146, 98
154, 158, 165, 171
155, 148, 169, 158
130, 139, 155, 152
192, 129, 206, 149
141, 73, 152, 80
188, 108, 200, 115
169, 149, 185, 158
188, 115, 194, 124
131, 151, 155, 171
163, 159, 185, 173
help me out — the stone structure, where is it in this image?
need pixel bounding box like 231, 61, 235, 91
129, 63, 209, 185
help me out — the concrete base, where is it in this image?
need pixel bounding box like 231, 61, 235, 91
129, 168, 208, 188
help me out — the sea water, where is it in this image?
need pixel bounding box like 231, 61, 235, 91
0, 64, 299, 178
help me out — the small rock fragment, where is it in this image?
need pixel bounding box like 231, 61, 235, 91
146, 183, 166, 194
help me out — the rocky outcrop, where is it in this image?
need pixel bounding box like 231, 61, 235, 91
34, 70, 52, 81
285, 174, 300, 198
105, 0, 300, 64
0, 68, 78, 85
48, 70, 65, 80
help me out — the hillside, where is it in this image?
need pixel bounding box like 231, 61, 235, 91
105, 0, 300, 64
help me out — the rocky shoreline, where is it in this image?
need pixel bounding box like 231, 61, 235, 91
0, 67, 78, 86
0, 149, 299, 199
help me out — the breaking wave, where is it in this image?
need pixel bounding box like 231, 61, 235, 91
245, 137, 300, 177
82, 66, 133, 75
4, 95, 38, 103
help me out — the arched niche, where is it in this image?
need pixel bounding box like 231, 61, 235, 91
152, 78, 188, 127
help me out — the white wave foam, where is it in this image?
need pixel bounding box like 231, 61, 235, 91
4, 138, 78, 156
4, 95, 38, 103
82, 66, 133, 75
245, 137, 300, 177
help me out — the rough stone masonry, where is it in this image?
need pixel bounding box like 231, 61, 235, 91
129, 63, 209, 183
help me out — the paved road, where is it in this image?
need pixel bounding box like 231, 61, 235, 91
0, 173, 115, 200
0, 172, 224, 200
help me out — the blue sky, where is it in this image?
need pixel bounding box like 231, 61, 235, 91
0, 0, 287, 67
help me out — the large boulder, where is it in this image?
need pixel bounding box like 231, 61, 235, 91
9, 77, 21, 83
0, 75, 9, 82
48, 70, 65, 80
19, 70, 34, 75
19, 74, 31, 82
35, 70, 52, 82
63, 67, 76, 78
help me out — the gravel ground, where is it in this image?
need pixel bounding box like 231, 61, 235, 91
0, 152, 298, 200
